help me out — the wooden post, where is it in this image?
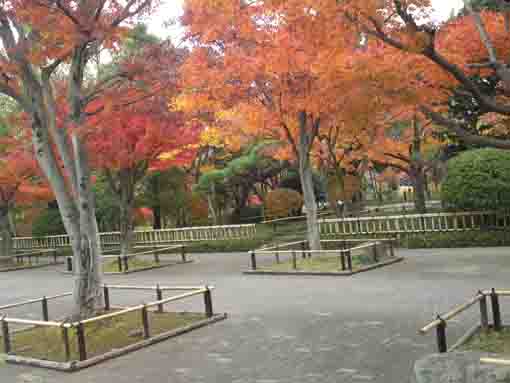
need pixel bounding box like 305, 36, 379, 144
479, 293, 489, 331
42, 296, 49, 321
204, 287, 213, 318
340, 251, 346, 271
301, 242, 306, 259
181, 246, 187, 263
154, 248, 160, 264
53, 250, 58, 264
372, 243, 378, 263
250, 251, 257, 270
62, 326, 71, 362
2, 318, 11, 354
292, 251, 297, 270
389, 240, 395, 257
275, 245, 280, 264
123, 256, 129, 272
156, 285, 163, 313
76, 322, 87, 361
104, 285, 110, 311
491, 288, 502, 331
117, 256, 122, 272
436, 317, 447, 353
141, 305, 150, 339
66, 256, 73, 272
346, 249, 352, 271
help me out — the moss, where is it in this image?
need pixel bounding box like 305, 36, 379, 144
103, 257, 159, 273
462, 327, 510, 355
1, 311, 206, 362
259, 254, 363, 272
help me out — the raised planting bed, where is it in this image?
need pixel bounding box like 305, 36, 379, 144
64, 244, 192, 275
0, 249, 63, 272
0, 284, 226, 371
244, 238, 403, 276
419, 288, 510, 358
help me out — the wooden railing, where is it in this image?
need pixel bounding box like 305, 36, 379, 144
319, 211, 510, 236
12, 224, 257, 250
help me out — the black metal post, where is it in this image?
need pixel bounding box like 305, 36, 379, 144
340, 251, 346, 271
390, 240, 395, 257
123, 256, 129, 272
275, 245, 280, 264
292, 251, 297, 270
141, 305, 150, 339
42, 296, 49, 321
53, 250, 58, 264
372, 243, 378, 263
117, 256, 122, 272
2, 318, 11, 354
204, 287, 213, 318
154, 248, 160, 264
104, 285, 110, 311
491, 288, 502, 331
250, 251, 257, 270
156, 285, 164, 313
436, 317, 447, 353
301, 242, 306, 259
346, 250, 352, 271
76, 322, 87, 361
66, 256, 73, 272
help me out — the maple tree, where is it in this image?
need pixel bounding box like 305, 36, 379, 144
89, 94, 202, 256
338, 1, 510, 150
368, 116, 442, 213
0, 130, 51, 263
0, 0, 159, 317
180, 0, 385, 250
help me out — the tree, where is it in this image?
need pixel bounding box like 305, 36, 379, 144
89, 95, 202, 256
340, 1, 510, 151
0, 132, 51, 263
180, 0, 378, 250
0, 0, 157, 317
368, 117, 442, 213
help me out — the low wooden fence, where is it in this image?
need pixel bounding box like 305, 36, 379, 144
320, 211, 510, 236
0, 284, 216, 365
420, 288, 507, 353
65, 245, 188, 273
11, 249, 63, 267
12, 224, 257, 251
249, 238, 396, 272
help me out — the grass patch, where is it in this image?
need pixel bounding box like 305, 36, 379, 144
461, 327, 510, 355
103, 258, 159, 273
1, 311, 206, 362
259, 254, 365, 272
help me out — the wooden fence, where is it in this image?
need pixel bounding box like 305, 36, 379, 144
420, 288, 506, 354
0, 284, 218, 368
12, 224, 257, 251
319, 211, 510, 236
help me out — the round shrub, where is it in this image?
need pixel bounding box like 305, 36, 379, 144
442, 148, 510, 210
265, 188, 303, 219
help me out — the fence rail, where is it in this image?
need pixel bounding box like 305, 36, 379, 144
12, 224, 256, 250
319, 211, 510, 236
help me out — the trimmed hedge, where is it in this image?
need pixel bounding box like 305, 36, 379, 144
442, 148, 510, 210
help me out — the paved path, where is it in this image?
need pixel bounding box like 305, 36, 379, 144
1, 247, 510, 383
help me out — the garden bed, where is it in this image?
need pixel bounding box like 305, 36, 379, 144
244, 238, 403, 276
0, 285, 226, 371
0, 249, 63, 272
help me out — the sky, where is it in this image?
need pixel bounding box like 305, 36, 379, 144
147, 0, 466, 44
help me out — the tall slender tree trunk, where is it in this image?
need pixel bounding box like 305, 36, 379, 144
119, 185, 135, 257
297, 112, 321, 251
0, 206, 13, 267
150, 175, 162, 230
410, 116, 427, 214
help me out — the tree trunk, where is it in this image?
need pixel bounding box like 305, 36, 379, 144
208, 183, 218, 225
297, 112, 321, 251
411, 168, 427, 214
150, 175, 162, 230
0, 206, 13, 267
119, 174, 135, 257
71, 136, 104, 319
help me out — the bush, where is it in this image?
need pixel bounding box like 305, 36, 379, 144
32, 208, 66, 237
406, 231, 510, 248
237, 206, 264, 224
442, 148, 510, 210
265, 188, 303, 219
